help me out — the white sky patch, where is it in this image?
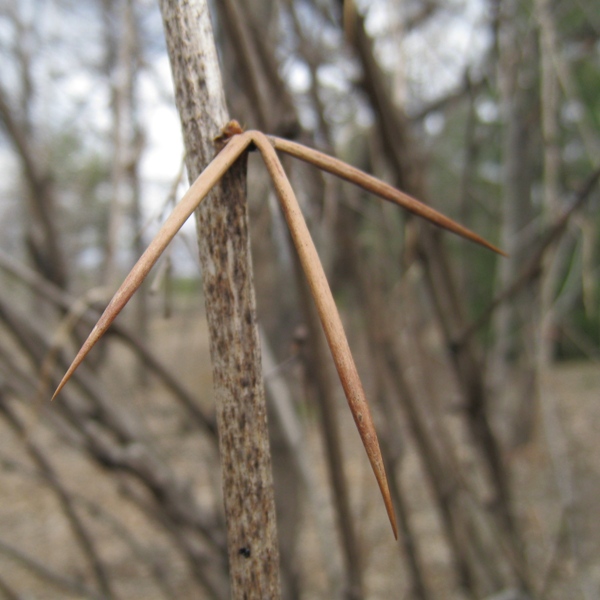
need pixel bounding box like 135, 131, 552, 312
138, 103, 197, 250
403, 14, 489, 101
61, 71, 112, 135
141, 103, 184, 181
63, 72, 94, 100
138, 59, 185, 200
0, 148, 18, 194
562, 99, 584, 124
365, 0, 492, 109
424, 112, 446, 136
317, 63, 351, 92
476, 98, 499, 123
136, 60, 197, 261
288, 60, 312, 94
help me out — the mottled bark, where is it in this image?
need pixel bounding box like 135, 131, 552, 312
158, 1, 281, 598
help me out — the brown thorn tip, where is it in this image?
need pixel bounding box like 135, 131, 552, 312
375, 462, 398, 539
388, 499, 398, 540
51, 334, 95, 400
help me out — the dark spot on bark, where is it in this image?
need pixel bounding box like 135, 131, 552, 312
448, 339, 461, 355
233, 260, 243, 283
216, 337, 228, 358
238, 546, 251, 558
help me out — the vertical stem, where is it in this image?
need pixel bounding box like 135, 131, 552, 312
103, 0, 130, 287
158, 2, 281, 598
494, 0, 539, 447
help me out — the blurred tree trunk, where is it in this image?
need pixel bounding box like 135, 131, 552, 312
102, 0, 149, 382
493, 0, 539, 447
158, 1, 281, 598
535, 0, 564, 369
102, 0, 128, 287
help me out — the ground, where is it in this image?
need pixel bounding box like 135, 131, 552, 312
0, 309, 598, 599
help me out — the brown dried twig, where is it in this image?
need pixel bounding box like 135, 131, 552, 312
52, 121, 504, 539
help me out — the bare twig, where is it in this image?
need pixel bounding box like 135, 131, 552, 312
456, 165, 600, 346
0, 536, 104, 600
0, 571, 21, 600
0, 450, 177, 599
0, 400, 115, 599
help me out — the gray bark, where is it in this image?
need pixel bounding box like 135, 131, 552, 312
158, 1, 281, 598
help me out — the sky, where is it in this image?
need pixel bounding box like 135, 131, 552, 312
0, 0, 494, 275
